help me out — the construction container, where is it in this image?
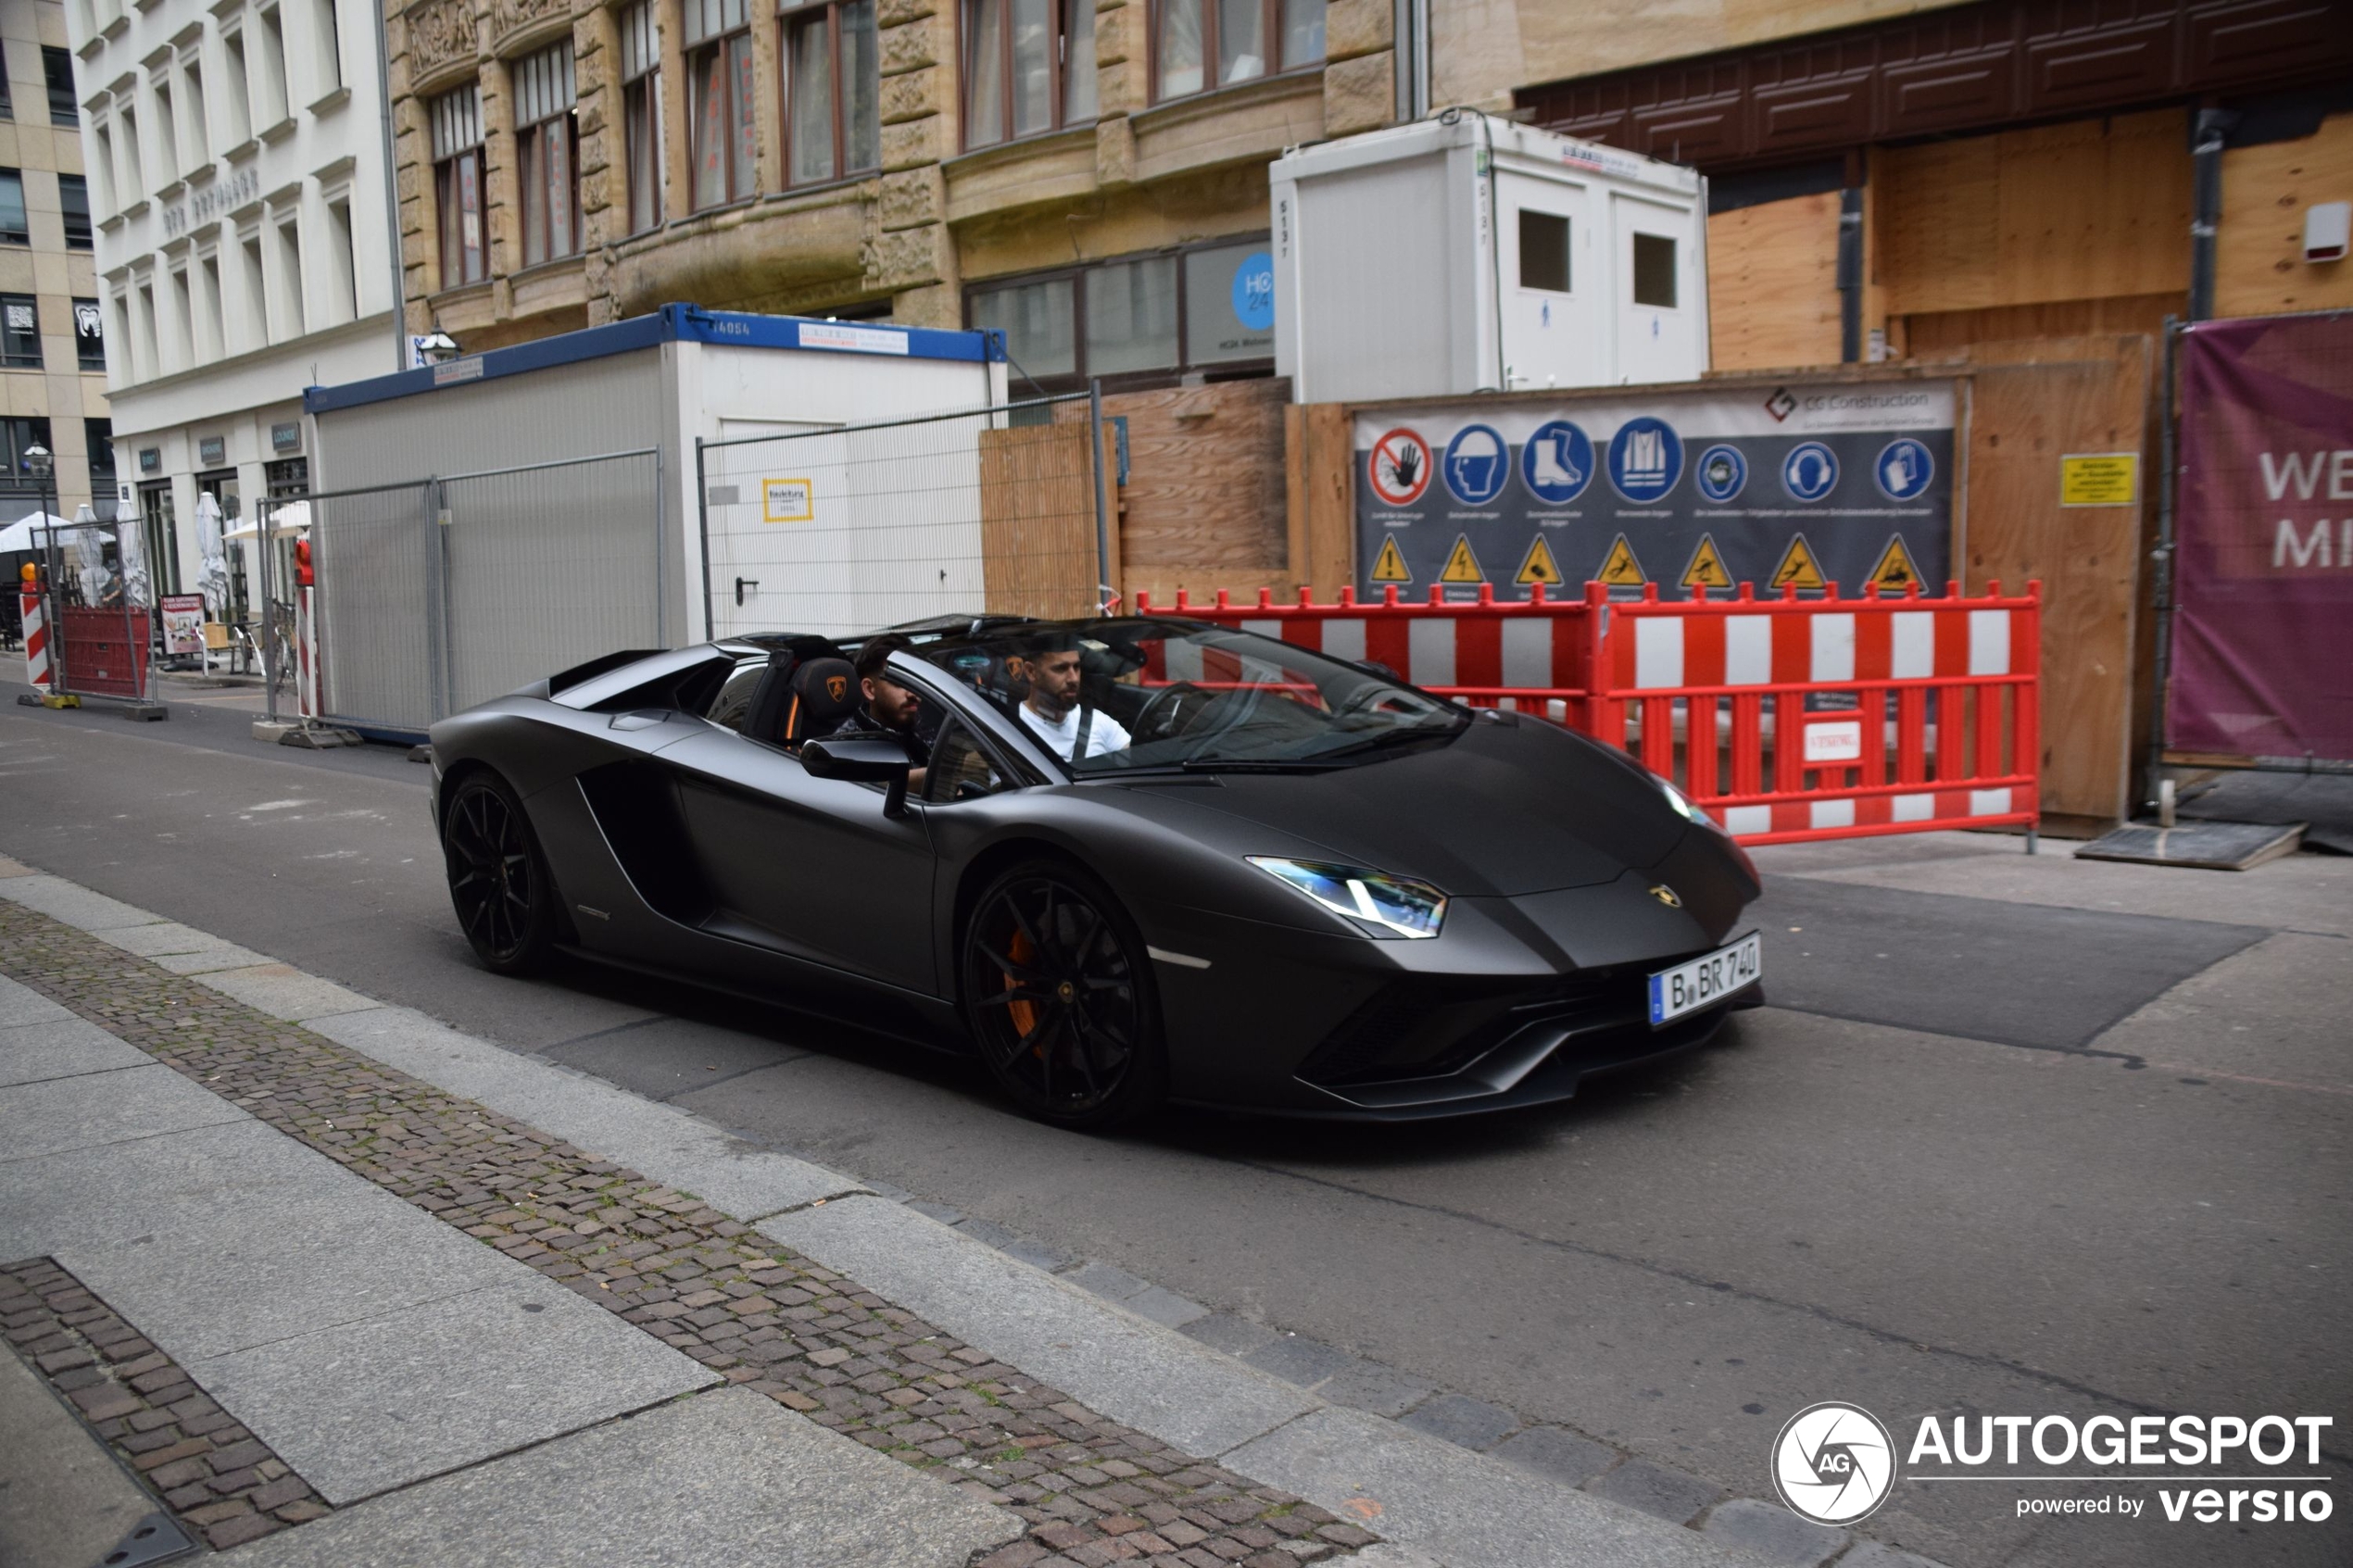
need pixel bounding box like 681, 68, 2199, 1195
1270, 116, 1709, 404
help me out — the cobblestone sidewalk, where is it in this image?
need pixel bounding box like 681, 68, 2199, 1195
0, 899, 1381, 1568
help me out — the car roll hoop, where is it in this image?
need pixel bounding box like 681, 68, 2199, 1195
802, 735, 915, 818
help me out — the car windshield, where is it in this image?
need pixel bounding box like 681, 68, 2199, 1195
911, 618, 1467, 773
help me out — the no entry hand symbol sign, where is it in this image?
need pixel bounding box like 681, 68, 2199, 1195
1367, 429, 1433, 507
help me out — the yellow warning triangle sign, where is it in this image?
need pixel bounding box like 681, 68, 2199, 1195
1370, 533, 1412, 583
1439, 533, 1485, 583
1595, 533, 1647, 587
1867, 533, 1923, 594
1516, 533, 1565, 586
1680, 533, 1733, 593
1770, 533, 1827, 592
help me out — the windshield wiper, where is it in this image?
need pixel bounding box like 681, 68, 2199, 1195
1311, 723, 1466, 764
1176, 757, 1343, 772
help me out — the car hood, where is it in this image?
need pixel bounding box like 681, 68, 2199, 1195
1168, 717, 1686, 897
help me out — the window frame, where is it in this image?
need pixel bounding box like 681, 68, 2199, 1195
512, 38, 582, 267
0, 295, 41, 368
779, 0, 878, 188
619, 0, 664, 233
0, 169, 28, 245
961, 0, 1095, 153
430, 85, 488, 289
1147, 0, 1322, 107
963, 232, 1277, 395
684, 0, 756, 210
59, 174, 92, 250
43, 46, 78, 126
72, 296, 106, 370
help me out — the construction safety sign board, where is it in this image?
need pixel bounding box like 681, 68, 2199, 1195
1353, 382, 1955, 599
2059, 453, 2139, 507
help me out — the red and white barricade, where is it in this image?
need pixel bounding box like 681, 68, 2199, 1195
20, 587, 48, 693
296, 585, 321, 721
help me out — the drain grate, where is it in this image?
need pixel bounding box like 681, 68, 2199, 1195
97, 1512, 197, 1568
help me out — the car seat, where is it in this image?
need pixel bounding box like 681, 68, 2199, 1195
779, 657, 861, 748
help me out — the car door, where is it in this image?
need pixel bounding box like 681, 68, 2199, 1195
658, 711, 940, 997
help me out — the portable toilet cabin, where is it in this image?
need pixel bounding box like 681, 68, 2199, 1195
1270, 116, 1708, 404
300, 305, 1006, 737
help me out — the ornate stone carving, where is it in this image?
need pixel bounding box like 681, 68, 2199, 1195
490, 0, 570, 48
405, 0, 477, 77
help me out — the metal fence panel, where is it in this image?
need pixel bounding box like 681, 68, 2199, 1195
307, 483, 437, 734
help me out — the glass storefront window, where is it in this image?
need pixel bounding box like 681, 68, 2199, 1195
1084, 256, 1177, 376
1181, 240, 1275, 366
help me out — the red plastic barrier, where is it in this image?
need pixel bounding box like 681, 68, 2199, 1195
1136, 578, 2042, 845
58, 607, 150, 698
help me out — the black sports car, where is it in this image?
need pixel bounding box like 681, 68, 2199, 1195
429, 615, 1764, 1129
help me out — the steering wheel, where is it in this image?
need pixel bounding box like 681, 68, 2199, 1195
1132, 681, 1212, 744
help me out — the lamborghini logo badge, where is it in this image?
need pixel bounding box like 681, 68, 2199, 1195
826, 675, 849, 701
1649, 884, 1682, 908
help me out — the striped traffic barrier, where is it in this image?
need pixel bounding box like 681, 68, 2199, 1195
20, 588, 46, 693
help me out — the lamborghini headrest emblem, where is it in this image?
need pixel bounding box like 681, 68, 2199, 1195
826, 674, 849, 702
1649, 884, 1682, 908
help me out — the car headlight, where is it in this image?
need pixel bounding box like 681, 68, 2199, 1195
1247, 857, 1446, 939
1660, 779, 1713, 826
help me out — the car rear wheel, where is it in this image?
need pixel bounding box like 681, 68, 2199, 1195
442, 771, 557, 974
962, 859, 1166, 1132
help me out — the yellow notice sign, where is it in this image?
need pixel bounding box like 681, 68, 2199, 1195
1370, 533, 1412, 583
1770, 533, 1828, 592
1867, 534, 1924, 594
1680, 534, 1733, 593
1516, 534, 1566, 586
1439, 534, 1486, 583
1596, 533, 1647, 587
762, 478, 814, 522
2060, 453, 2139, 507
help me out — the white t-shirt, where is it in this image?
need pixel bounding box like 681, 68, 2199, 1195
1023, 701, 1131, 760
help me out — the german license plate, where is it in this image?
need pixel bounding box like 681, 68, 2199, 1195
1648, 934, 1762, 1026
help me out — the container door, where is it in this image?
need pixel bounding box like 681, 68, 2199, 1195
1614, 192, 1701, 382
1497, 171, 1597, 391
702, 418, 844, 639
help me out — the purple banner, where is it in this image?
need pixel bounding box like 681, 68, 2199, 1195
2169, 312, 2353, 761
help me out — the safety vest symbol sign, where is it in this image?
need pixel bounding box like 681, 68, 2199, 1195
1680, 533, 1733, 593
1771, 533, 1828, 592
1439, 534, 1486, 583
1366, 429, 1434, 507
1370, 533, 1413, 583
1516, 534, 1566, 586
1596, 533, 1647, 587
1867, 534, 1923, 594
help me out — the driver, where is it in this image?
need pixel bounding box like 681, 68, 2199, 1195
1014, 629, 1130, 761
833, 633, 930, 794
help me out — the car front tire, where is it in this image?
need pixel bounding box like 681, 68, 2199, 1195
441, 771, 558, 975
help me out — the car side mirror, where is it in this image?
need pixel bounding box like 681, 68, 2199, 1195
801, 735, 912, 817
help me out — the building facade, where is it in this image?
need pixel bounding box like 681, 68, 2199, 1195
64, 0, 397, 602
0, 0, 111, 521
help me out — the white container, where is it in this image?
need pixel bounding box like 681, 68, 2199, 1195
1271, 116, 1709, 404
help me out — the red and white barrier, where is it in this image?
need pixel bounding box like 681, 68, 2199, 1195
20, 588, 47, 693
296, 585, 320, 721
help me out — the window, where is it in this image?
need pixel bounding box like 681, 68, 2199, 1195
0, 42, 11, 119
274, 217, 305, 334
703, 657, 769, 731
0, 419, 54, 483
73, 297, 105, 370
60, 175, 92, 249
1519, 210, 1568, 293
1631, 232, 1677, 308
86, 419, 115, 483
153, 80, 180, 179
221, 30, 252, 144
782, 0, 876, 186
685, 0, 754, 208
44, 47, 77, 126
1152, 0, 1320, 102
0, 296, 40, 368
431, 85, 486, 286
90, 121, 113, 211
312, 0, 343, 94
239, 231, 267, 348
924, 722, 1013, 804
513, 40, 579, 264
168, 266, 194, 368
0, 171, 26, 245
195, 255, 223, 360
253, 5, 290, 126
620, 1, 663, 232
182, 53, 209, 164
119, 107, 143, 201
963, 0, 1092, 150
968, 237, 1275, 389
324, 196, 356, 320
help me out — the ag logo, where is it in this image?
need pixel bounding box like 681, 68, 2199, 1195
1772, 1402, 1896, 1524
826, 674, 849, 702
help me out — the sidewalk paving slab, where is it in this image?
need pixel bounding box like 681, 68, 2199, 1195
0, 1061, 249, 1163
0, 872, 167, 932
760, 1193, 1322, 1459
0, 1013, 153, 1085
219, 1386, 1023, 1568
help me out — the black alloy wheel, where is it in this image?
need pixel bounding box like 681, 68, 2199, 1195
442, 772, 557, 973
962, 859, 1166, 1131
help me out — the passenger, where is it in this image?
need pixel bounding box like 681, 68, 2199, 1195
1014, 629, 1131, 761
833, 633, 930, 793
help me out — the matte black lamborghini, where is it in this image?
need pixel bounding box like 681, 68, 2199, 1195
429, 615, 1764, 1129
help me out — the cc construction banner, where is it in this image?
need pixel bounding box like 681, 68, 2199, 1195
2168, 311, 2353, 763
1353, 382, 1955, 602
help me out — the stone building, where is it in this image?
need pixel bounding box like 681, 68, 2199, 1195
0, 0, 110, 521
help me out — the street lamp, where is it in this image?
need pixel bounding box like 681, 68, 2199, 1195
412, 330, 460, 366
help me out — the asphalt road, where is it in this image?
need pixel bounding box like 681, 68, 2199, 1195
4, 688, 2347, 1568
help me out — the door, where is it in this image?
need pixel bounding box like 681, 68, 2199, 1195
1497, 170, 1597, 391
660, 724, 940, 995
703, 418, 839, 640
1614, 191, 1700, 381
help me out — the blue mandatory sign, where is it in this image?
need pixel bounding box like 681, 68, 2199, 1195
1519, 420, 1595, 504
1782, 441, 1841, 502
1608, 417, 1684, 503
1874, 437, 1934, 501
1693, 444, 1748, 504
1442, 424, 1512, 506
1230, 251, 1276, 332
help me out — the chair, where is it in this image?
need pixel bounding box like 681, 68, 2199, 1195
779, 657, 862, 749
201, 621, 234, 674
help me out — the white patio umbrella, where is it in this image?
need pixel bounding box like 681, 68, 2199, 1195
222, 500, 310, 542
72, 520, 111, 605
195, 494, 232, 617
82, 504, 150, 608
0, 510, 71, 554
